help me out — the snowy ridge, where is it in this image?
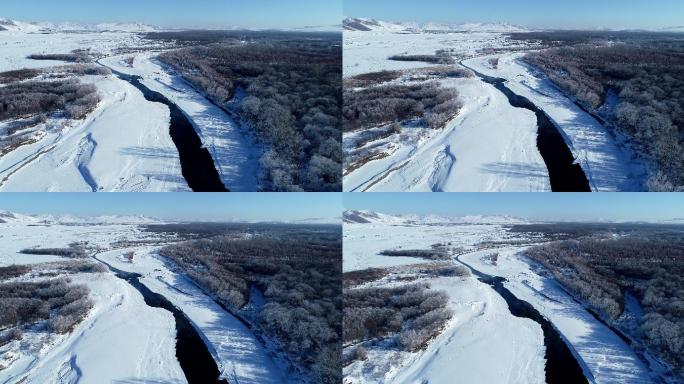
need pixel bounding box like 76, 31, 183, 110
0, 17, 161, 33
38, 21, 162, 33
0, 210, 41, 224
343, 210, 528, 225
0, 210, 160, 225
0, 18, 42, 32
343, 17, 530, 33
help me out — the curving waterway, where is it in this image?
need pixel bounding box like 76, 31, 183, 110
104, 66, 228, 192
93, 254, 228, 384
461, 61, 591, 192
456, 252, 590, 384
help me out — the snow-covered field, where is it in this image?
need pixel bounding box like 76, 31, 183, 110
0, 217, 288, 383
0, 23, 259, 191
343, 211, 656, 383
343, 25, 644, 192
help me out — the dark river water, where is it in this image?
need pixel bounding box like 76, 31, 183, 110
106, 67, 228, 192
457, 253, 590, 384
93, 255, 228, 384
461, 62, 591, 192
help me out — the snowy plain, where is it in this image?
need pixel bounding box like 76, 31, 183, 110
0, 24, 259, 191
0, 218, 288, 384
343, 26, 645, 192
343, 211, 657, 384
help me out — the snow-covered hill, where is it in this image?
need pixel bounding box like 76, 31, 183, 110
0, 210, 42, 224
0, 210, 160, 225
0, 17, 161, 33
343, 17, 409, 32
38, 21, 162, 33
0, 18, 42, 32
343, 17, 529, 33
343, 210, 407, 224
343, 210, 528, 225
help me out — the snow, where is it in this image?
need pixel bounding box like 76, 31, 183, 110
343, 30, 551, 192
0, 18, 160, 33
97, 246, 289, 384
0, 30, 192, 192
0, 75, 187, 192
463, 53, 646, 191
0, 224, 185, 383
5, 273, 186, 384
343, 26, 646, 191
389, 275, 545, 384
343, 210, 528, 226
100, 52, 260, 191
0, 23, 261, 191
343, 17, 530, 33
344, 216, 658, 383
343, 220, 545, 384
461, 247, 655, 383
344, 77, 550, 192
0, 221, 289, 384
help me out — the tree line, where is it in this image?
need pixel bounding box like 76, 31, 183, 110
157, 36, 342, 191
525, 232, 684, 379
158, 227, 342, 384
523, 42, 684, 190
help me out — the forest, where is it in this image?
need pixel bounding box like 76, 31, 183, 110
155, 33, 342, 191
343, 281, 452, 363
524, 227, 684, 379
0, 262, 98, 347
157, 224, 342, 384
0, 78, 99, 122
521, 36, 684, 190
343, 83, 463, 132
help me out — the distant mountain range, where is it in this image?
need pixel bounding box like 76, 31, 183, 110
343, 17, 530, 33
0, 17, 162, 33
343, 210, 529, 225
343, 17, 684, 34
0, 17, 341, 34
0, 210, 160, 225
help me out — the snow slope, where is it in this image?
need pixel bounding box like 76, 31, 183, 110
0, 18, 42, 33
463, 53, 646, 191
99, 52, 260, 191
343, 17, 529, 33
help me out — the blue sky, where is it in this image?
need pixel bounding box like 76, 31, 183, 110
344, 193, 684, 222
345, 0, 684, 29
0, 193, 341, 222
1, 0, 341, 29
